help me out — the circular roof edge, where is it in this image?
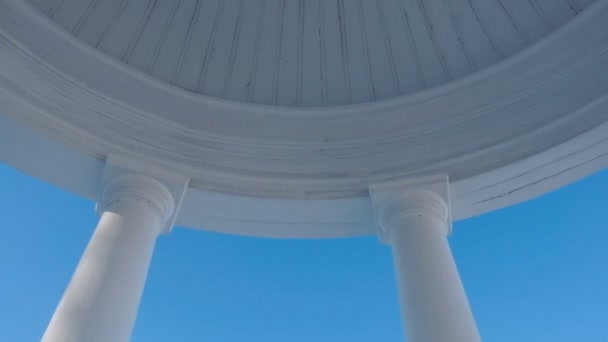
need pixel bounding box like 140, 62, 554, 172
1, 0, 608, 199
1, 0, 608, 226
2, 109, 608, 238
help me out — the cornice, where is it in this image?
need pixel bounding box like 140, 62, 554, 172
2, 113, 608, 238
0, 0, 608, 215
1, 0, 608, 201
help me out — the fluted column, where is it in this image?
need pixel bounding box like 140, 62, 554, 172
371, 185, 479, 342
42, 173, 176, 342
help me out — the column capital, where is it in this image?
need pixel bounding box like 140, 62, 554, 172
97, 154, 190, 234
369, 175, 452, 243
98, 173, 176, 230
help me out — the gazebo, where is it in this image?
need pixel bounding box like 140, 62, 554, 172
1, 0, 607, 340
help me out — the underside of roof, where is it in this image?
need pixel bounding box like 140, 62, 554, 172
29, 0, 595, 107
1, 0, 608, 237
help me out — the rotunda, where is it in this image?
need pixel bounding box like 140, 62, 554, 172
1, 0, 607, 340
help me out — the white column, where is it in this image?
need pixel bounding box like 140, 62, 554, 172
42, 173, 175, 342
372, 189, 479, 342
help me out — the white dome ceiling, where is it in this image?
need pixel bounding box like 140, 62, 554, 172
29, 0, 594, 107
2, 0, 608, 237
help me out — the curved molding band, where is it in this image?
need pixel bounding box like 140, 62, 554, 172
1, 0, 608, 238
2, 113, 608, 238
0, 0, 607, 199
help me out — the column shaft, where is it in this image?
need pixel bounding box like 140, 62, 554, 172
372, 187, 479, 342
42, 174, 173, 342
389, 214, 479, 342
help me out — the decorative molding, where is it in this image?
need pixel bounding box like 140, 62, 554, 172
0, 0, 607, 199
370, 175, 451, 243
98, 155, 190, 234
98, 173, 176, 232
2, 114, 608, 238
1, 1, 608, 238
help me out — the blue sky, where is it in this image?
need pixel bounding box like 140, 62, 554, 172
0, 162, 607, 341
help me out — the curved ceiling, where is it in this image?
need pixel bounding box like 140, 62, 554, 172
1, 0, 608, 237
1, 0, 608, 200
29, 0, 594, 107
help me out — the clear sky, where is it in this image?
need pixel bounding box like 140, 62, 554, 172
0, 162, 607, 341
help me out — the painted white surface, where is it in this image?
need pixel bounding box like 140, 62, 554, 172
101, 154, 190, 233
27, 0, 594, 107
1, 0, 607, 200
0, 0, 602, 338
2, 112, 608, 238
371, 186, 479, 342
42, 174, 176, 342
1, 0, 608, 237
